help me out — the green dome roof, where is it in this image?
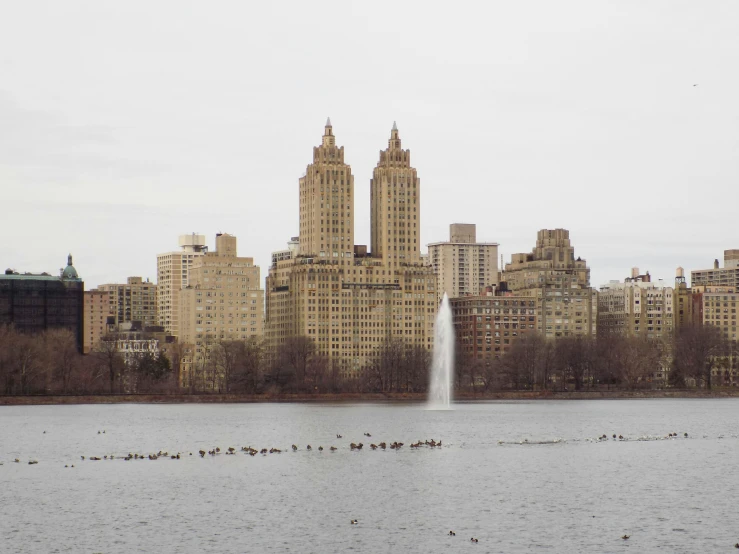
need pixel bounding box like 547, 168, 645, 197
62, 254, 79, 280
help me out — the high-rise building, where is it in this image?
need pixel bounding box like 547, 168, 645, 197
597, 268, 674, 340
179, 233, 264, 387
83, 289, 111, 353
96, 276, 157, 329
695, 284, 738, 341
501, 229, 596, 339
266, 121, 437, 378
0, 255, 85, 351
428, 223, 499, 302
298, 118, 354, 260
370, 122, 421, 267
156, 234, 207, 337
691, 250, 739, 288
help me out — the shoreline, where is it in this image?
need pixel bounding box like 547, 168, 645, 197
2, 389, 739, 405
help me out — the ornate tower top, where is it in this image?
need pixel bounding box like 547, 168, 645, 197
377, 121, 409, 167
300, 118, 353, 259
61, 253, 80, 280
321, 117, 336, 148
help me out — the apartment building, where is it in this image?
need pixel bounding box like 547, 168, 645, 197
451, 289, 537, 360
266, 121, 436, 378
179, 233, 264, 387
597, 268, 674, 340
696, 285, 738, 342
428, 224, 499, 302
156, 234, 207, 337
691, 250, 739, 288
83, 289, 111, 353
96, 276, 157, 329
501, 229, 596, 338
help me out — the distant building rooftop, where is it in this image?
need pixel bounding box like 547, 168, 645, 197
2, 254, 82, 282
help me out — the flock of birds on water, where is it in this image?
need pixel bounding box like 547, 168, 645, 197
7, 428, 739, 465
5, 428, 739, 547
7, 429, 739, 466
496, 431, 702, 446
1, 429, 444, 467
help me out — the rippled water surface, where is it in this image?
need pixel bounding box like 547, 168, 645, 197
2, 399, 739, 553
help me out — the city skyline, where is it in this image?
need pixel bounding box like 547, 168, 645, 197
1, 2, 737, 289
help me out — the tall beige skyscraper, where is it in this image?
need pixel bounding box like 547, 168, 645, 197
156, 234, 207, 337
298, 118, 354, 262
266, 121, 437, 378
179, 233, 264, 388
428, 223, 499, 302
370, 122, 421, 267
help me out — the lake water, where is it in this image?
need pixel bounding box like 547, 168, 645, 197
1, 399, 738, 553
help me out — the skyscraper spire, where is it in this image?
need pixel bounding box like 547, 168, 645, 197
388, 121, 401, 151
322, 117, 335, 145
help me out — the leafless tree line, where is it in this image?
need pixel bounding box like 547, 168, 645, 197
0, 325, 175, 395
184, 336, 431, 395
3, 323, 736, 396
456, 325, 738, 392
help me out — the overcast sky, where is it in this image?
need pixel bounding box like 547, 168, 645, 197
2, 1, 738, 289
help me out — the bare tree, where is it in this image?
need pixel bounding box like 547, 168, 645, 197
9, 331, 45, 394
672, 324, 725, 389
233, 338, 265, 394
503, 332, 551, 390
554, 336, 595, 391
280, 336, 316, 389
43, 328, 79, 394
97, 335, 126, 393
618, 336, 661, 389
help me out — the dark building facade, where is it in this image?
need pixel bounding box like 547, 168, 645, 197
450, 291, 538, 361
0, 255, 85, 352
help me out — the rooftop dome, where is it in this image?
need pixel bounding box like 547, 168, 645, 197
61, 254, 79, 280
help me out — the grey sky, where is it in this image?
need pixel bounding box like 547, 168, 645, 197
2, 1, 738, 289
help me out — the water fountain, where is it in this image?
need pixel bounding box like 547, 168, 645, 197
428, 293, 454, 409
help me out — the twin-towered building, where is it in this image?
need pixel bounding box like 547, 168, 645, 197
266, 120, 436, 377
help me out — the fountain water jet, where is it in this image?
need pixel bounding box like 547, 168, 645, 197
428, 293, 454, 409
